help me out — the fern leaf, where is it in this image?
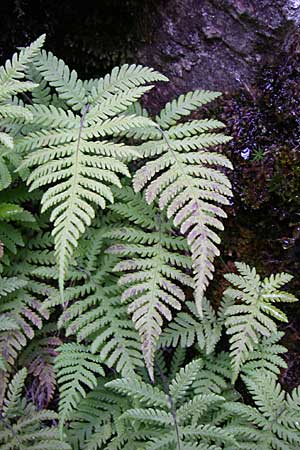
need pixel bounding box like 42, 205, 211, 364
106, 188, 193, 380
33, 50, 86, 110
223, 263, 298, 381
55, 343, 104, 429
157, 90, 221, 128
2, 368, 27, 417
0, 34, 45, 88
133, 92, 232, 314
159, 299, 221, 354
87, 64, 168, 104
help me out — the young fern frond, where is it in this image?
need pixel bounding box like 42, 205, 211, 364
106, 187, 193, 380
132, 91, 233, 315
223, 262, 297, 381
18, 54, 166, 294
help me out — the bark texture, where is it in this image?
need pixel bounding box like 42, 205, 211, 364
137, 0, 300, 110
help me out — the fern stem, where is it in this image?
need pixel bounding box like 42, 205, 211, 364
156, 364, 182, 450
157, 126, 206, 316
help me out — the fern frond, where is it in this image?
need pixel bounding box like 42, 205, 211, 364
33, 50, 86, 110
0, 368, 71, 450
159, 299, 221, 354
157, 90, 221, 128
87, 64, 168, 104
2, 368, 27, 417
133, 92, 232, 315
55, 343, 104, 429
107, 360, 237, 449
223, 263, 297, 381
225, 370, 300, 449
19, 60, 157, 292
106, 188, 193, 380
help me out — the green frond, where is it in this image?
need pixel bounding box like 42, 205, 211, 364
169, 358, 202, 404
0, 276, 27, 296
159, 299, 221, 354
0, 367, 71, 450
55, 343, 104, 429
18, 92, 155, 293
2, 368, 27, 417
33, 50, 86, 110
223, 263, 298, 381
133, 93, 232, 315
87, 64, 168, 104
106, 377, 169, 408
242, 331, 287, 376
156, 90, 221, 128
106, 188, 193, 380
0, 35, 45, 88
67, 378, 128, 450
224, 369, 300, 449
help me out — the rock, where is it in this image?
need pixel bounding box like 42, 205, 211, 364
136, 0, 300, 111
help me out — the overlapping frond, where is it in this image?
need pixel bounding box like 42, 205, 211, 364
224, 370, 300, 449
159, 299, 221, 354
0, 368, 71, 450
0, 274, 50, 405
0, 35, 45, 192
132, 91, 233, 315
106, 188, 193, 380
106, 360, 236, 450
18, 55, 164, 293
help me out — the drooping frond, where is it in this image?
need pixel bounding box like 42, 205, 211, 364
132, 91, 233, 315
106, 187, 193, 380
223, 262, 297, 381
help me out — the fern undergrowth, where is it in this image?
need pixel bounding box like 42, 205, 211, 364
0, 35, 299, 450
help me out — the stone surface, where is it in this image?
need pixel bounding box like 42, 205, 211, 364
136, 0, 300, 111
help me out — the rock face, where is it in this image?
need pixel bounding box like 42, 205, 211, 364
137, 0, 300, 110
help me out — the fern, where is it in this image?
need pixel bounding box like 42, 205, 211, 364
224, 370, 300, 449
0, 368, 71, 450
132, 91, 233, 315
0, 35, 45, 190
55, 343, 104, 430
0, 35, 298, 450
106, 187, 193, 380
159, 298, 222, 354
223, 262, 297, 381
17, 54, 166, 294
106, 360, 237, 450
